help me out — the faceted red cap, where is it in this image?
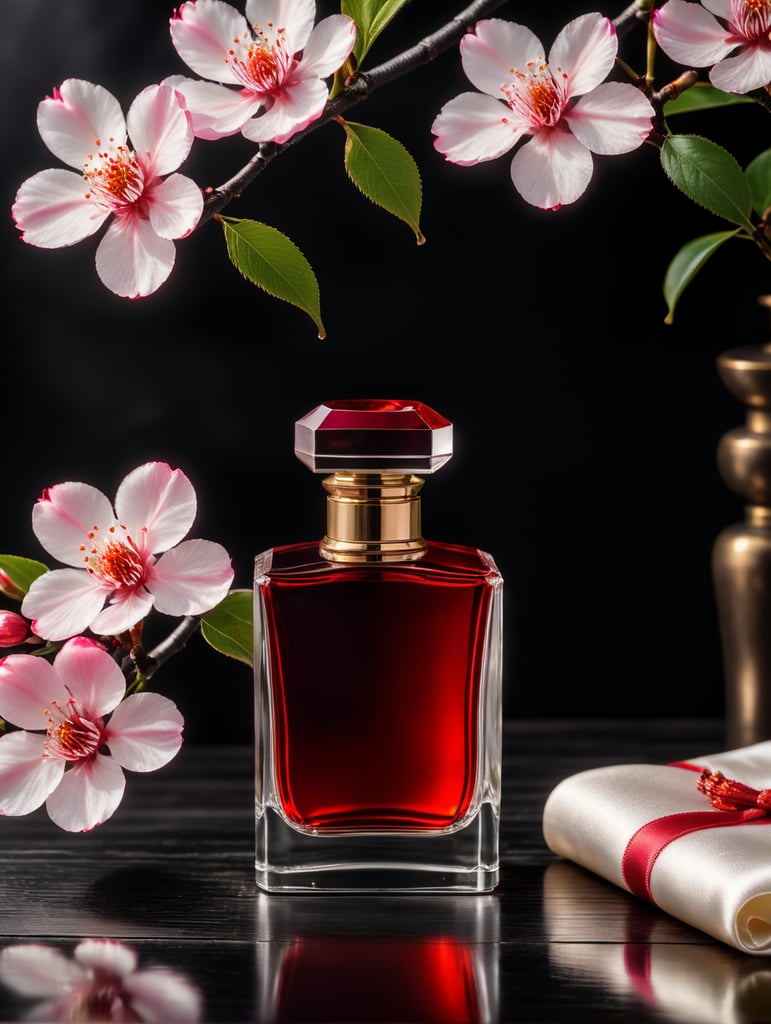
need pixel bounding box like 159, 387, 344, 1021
295, 399, 453, 473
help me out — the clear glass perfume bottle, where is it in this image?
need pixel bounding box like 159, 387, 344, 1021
254, 399, 503, 892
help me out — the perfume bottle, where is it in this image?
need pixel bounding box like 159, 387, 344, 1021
253, 399, 503, 892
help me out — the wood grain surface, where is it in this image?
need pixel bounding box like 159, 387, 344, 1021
0, 719, 754, 1023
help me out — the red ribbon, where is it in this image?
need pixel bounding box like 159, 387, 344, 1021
621, 763, 771, 903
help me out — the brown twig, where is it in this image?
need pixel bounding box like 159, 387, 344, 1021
612, 0, 652, 39
145, 615, 202, 680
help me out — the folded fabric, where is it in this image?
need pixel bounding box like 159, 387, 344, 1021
542, 740, 771, 954
544, 861, 771, 1022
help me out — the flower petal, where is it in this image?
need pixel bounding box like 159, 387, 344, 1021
12, 169, 109, 248
31, 481, 115, 567
510, 130, 593, 209
53, 639, 126, 718
115, 463, 197, 553
89, 586, 154, 637
95, 213, 176, 299
127, 84, 194, 179
702, 0, 733, 16
170, 0, 251, 84
123, 966, 202, 1024
22, 569, 108, 643
45, 752, 125, 832
298, 15, 357, 78
0, 654, 68, 729
104, 692, 184, 772
652, 0, 734, 67
147, 539, 234, 616
37, 79, 126, 170
74, 939, 138, 977
461, 19, 544, 99
564, 82, 653, 155
710, 43, 771, 93
241, 77, 328, 143
146, 174, 203, 241
432, 92, 523, 166
124, 968, 203, 1023
0, 731, 65, 817
549, 13, 617, 99
0, 945, 85, 997
162, 76, 260, 139
246, 0, 316, 50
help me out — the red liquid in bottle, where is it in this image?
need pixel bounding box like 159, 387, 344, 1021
258, 541, 496, 832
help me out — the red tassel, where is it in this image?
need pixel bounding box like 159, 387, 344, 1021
697, 769, 771, 811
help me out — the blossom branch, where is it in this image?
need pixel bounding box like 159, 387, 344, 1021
14, 0, 770, 307
200, 0, 708, 224
201, 0, 510, 223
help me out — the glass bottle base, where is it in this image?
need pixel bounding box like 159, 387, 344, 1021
255, 801, 500, 894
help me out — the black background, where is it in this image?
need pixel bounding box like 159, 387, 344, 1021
2, 0, 769, 741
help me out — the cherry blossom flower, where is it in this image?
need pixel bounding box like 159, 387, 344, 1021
21, 462, 234, 643
167, 0, 356, 144
12, 80, 203, 298
653, 0, 771, 94
0, 939, 202, 1021
0, 637, 184, 832
431, 13, 655, 210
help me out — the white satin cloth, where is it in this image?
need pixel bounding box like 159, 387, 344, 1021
542, 741, 771, 954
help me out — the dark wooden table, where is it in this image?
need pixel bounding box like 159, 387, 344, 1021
3, 717, 766, 1023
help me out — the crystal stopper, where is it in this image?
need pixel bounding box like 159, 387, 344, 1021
295, 399, 453, 474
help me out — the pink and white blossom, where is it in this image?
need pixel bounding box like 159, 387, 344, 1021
653, 0, 771, 94
0, 939, 202, 1021
12, 80, 204, 298
0, 638, 184, 832
167, 0, 356, 144
431, 13, 655, 210
21, 462, 234, 642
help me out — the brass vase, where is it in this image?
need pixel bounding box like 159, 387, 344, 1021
712, 298, 771, 747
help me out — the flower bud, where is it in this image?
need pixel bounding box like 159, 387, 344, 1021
0, 571, 24, 602
0, 610, 30, 647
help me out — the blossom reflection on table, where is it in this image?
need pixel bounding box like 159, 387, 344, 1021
544, 860, 771, 1024
255, 894, 500, 1023
0, 939, 203, 1023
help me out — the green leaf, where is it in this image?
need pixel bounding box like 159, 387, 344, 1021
217, 217, 325, 339
341, 121, 424, 242
661, 135, 754, 229
746, 148, 771, 217
663, 230, 738, 324
341, 0, 411, 65
664, 85, 753, 116
200, 589, 253, 667
0, 555, 48, 598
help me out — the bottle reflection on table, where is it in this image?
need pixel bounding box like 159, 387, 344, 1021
255, 893, 500, 1023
